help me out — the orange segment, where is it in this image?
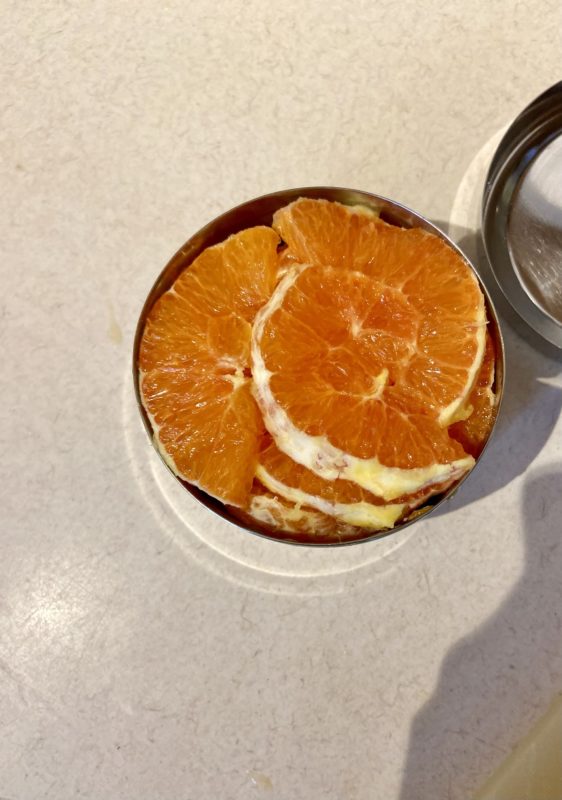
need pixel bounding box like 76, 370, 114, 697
139, 226, 280, 506
450, 331, 497, 457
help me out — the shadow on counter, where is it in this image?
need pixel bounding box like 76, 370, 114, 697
434, 224, 562, 516
399, 466, 562, 799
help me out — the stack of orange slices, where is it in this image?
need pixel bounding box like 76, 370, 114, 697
138, 198, 498, 541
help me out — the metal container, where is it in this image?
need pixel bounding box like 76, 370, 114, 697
133, 187, 505, 546
482, 82, 562, 347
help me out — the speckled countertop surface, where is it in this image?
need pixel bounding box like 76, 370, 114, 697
2, 3, 562, 798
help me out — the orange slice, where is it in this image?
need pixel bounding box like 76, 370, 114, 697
257, 437, 458, 527
252, 260, 480, 500
139, 226, 280, 507
231, 484, 366, 542
273, 199, 486, 425
257, 437, 406, 528
450, 330, 497, 457
272, 198, 384, 270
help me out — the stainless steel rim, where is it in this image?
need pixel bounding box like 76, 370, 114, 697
482, 82, 562, 348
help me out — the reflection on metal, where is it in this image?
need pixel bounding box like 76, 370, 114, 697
483, 82, 562, 347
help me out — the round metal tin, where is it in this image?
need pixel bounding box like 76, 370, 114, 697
134, 187, 505, 546
482, 82, 562, 347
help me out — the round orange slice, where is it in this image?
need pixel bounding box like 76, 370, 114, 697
139, 226, 280, 507
252, 259, 480, 501
273, 198, 487, 425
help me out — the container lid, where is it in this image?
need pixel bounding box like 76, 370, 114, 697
482, 82, 562, 347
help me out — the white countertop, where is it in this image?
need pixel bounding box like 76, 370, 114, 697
2, 3, 562, 798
